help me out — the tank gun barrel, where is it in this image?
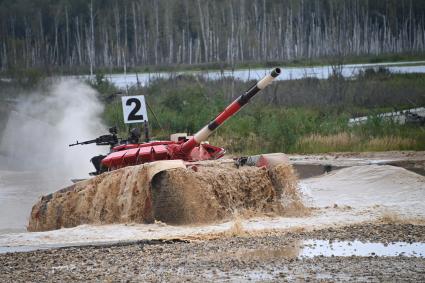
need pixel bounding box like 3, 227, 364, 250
180, 68, 281, 154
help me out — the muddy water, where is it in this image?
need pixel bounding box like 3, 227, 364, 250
0, 79, 108, 234
0, 169, 71, 234
301, 240, 425, 258
238, 239, 425, 260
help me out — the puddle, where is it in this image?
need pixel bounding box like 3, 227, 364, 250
301, 239, 425, 258
238, 241, 301, 261
238, 239, 425, 260
0, 169, 72, 234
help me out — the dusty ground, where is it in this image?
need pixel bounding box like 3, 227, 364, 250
1, 223, 424, 282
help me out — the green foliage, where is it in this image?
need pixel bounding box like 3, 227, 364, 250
88, 72, 121, 103
100, 73, 425, 155
6, 67, 45, 87
102, 101, 126, 134
155, 84, 225, 134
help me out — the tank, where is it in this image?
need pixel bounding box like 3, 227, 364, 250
28, 68, 304, 232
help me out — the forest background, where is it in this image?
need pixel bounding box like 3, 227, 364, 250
1, 0, 424, 153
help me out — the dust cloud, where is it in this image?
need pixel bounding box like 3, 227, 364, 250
0, 79, 107, 177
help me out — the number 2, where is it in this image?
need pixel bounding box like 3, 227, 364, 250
126, 98, 144, 121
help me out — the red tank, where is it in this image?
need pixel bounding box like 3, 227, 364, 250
70, 68, 281, 175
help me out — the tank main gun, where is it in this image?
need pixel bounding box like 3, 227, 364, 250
177, 68, 281, 156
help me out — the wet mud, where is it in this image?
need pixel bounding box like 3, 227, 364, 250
290, 150, 425, 177
1, 224, 424, 282
29, 161, 303, 231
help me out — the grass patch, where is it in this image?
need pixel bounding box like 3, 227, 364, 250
296, 133, 419, 153
81, 53, 425, 75
95, 70, 425, 155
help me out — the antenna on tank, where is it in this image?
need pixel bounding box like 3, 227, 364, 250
144, 121, 150, 142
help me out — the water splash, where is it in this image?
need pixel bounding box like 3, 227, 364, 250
0, 79, 107, 177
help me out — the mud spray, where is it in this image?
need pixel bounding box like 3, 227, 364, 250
0, 79, 106, 232
29, 160, 307, 232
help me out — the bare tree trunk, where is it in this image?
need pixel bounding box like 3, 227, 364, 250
154, 1, 159, 65
103, 26, 110, 67
229, 1, 235, 65
38, 11, 45, 67
1, 42, 7, 71
189, 39, 192, 64
11, 17, 17, 66
181, 29, 185, 63
65, 5, 70, 66
75, 16, 82, 66
124, 3, 128, 69
53, 10, 60, 65
114, 4, 121, 67
197, 0, 208, 62
262, 0, 266, 59
132, 2, 139, 65
89, 0, 95, 76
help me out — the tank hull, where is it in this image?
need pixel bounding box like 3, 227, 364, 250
28, 154, 300, 232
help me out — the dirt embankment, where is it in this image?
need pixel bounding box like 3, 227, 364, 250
28, 161, 304, 232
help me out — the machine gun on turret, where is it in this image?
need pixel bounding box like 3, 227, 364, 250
69, 127, 119, 148
69, 126, 144, 176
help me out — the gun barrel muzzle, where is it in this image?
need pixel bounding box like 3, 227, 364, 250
181, 68, 281, 153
